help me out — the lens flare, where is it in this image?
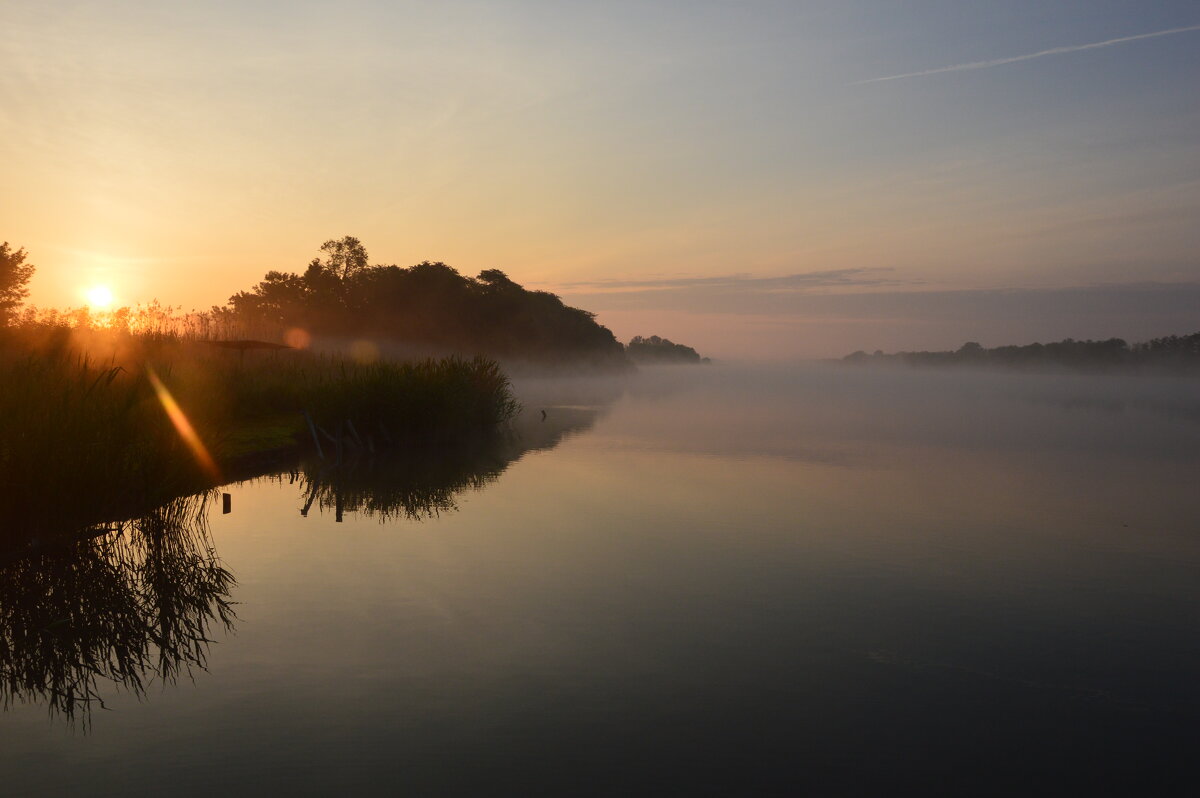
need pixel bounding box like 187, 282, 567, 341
145, 366, 220, 482
351, 339, 379, 364
285, 327, 312, 349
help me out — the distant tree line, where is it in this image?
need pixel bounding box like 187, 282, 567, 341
213, 237, 628, 368
625, 335, 708, 364
844, 333, 1200, 372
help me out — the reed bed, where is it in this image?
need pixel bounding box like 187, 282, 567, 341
0, 325, 519, 540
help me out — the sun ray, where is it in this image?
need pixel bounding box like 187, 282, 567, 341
145, 366, 221, 482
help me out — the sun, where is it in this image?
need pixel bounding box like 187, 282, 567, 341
85, 285, 115, 310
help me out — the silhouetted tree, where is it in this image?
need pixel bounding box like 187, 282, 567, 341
227, 270, 307, 327
317, 236, 369, 282
627, 335, 704, 363
0, 242, 35, 324
221, 239, 629, 367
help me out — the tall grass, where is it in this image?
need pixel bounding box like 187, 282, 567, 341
0, 324, 519, 541
0, 345, 198, 536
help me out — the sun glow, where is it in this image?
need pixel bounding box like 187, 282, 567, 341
85, 284, 115, 309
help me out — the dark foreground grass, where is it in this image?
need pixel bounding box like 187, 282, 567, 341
0, 326, 519, 541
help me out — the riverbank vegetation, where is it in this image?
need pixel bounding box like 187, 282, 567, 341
0, 322, 519, 541
626, 335, 709, 364
844, 332, 1200, 372
1, 240, 528, 541
8, 237, 631, 370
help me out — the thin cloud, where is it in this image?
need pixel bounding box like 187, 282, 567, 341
561, 268, 908, 292
857, 24, 1200, 84
566, 280, 1200, 338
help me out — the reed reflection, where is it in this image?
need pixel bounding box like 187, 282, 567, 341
0, 493, 235, 726
290, 404, 602, 523
0, 402, 602, 726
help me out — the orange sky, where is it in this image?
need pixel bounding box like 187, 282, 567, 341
4, 2, 1198, 357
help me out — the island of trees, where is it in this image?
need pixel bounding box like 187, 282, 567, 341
844, 333, 1200, 372
626, 335, 709, 364
215, 237, 628, 370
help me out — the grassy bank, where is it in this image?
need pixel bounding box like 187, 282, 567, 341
0, 325, 519, 540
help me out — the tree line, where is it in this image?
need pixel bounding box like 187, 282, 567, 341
213, 236, 628, 367
626, 335, 709, 364
844, 334, 1200, 371
3, 236, 712, 368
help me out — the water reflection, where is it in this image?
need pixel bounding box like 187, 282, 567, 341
289, 404, 602, 523
2, 368, 1198, 794
0, 402, 602, 725
0, 493, 235, 725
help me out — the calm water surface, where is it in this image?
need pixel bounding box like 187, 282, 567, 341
3, 364, 1199, 796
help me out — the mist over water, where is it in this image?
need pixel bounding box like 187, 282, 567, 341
2, 363, 1198, 795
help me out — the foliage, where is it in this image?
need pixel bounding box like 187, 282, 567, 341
0, 238, 627, 368
844, 332, 1200, 372
0, 333, 203, 535
0, 242, 35, 324
0, 323, 519, 539
314, 235, 369, 282
626, 334, 707, 364
222, 238, 629, 368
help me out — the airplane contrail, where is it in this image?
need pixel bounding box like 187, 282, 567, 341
857, 24, 1200, 84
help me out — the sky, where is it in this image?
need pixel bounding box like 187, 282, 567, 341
2, 0, 1198, 358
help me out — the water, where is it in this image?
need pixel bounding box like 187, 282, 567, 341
2, 364, 1199, 796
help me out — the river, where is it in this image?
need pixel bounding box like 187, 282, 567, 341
2, 363, 1198, 796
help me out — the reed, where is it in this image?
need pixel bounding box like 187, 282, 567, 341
0, 325, 519, 541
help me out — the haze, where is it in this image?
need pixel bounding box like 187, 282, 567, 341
3, 1, 1198, 358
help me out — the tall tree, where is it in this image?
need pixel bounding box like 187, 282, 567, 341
317, 236, 369, 282
0, 242, 35, 324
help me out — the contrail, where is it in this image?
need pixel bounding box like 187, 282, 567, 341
857, 24, 1200, 84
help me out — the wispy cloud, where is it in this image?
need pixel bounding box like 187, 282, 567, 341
560, 268, 908, 292
583, 282, 1200, 358
857, 24, 1200, 84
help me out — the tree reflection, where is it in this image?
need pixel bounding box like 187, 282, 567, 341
293, 404, 602, 522
0, 403, 603, 725
0, 493, 235, 725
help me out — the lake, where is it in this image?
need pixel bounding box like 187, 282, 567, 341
2, 364, 1198, 796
